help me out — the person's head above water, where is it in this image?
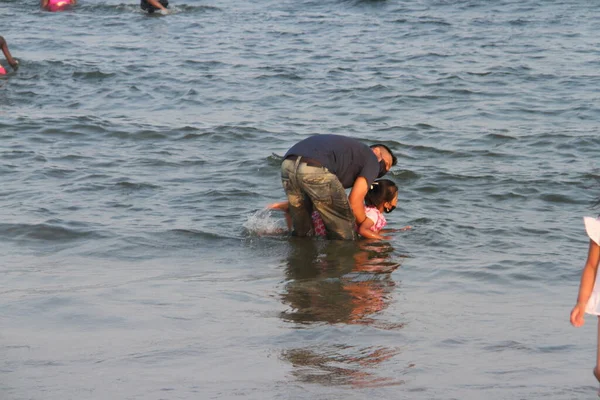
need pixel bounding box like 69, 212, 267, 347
141, 0, 169, 14
369, 144, 397, 178
365, 179, 398, 214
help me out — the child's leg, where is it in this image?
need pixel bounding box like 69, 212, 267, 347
595, 317, 600, 383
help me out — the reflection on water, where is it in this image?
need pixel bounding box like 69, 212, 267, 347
280, 239, 401, 325
279, 239, 408, 387
282, 345, 404, 388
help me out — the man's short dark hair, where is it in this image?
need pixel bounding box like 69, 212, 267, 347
370, 144, 397, 166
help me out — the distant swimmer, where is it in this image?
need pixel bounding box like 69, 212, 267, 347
141, 0, 170, 15
40, 0, 77, 12
0, 36, 19, 75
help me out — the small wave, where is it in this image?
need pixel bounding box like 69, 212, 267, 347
539, 193, 578, 204
72, 70, 116, 80
255, 72, 303, 81
413, 123, 436, 130
466, 71, 493, 76
133, 157, 207, 168
183, 60, 226, 69
405, 52, 450, 62
346, 0, 389, 5
179, 132, 216, 141
0, 222, 103, 242
178, 125, 267, 143
508, 272, 537, 282
508, 18, 531, 26
168, 228, 224, 239
1, 150, 36, 160
58, 154, 94, 162
483, 340, 532, 353
43, 167, 77, 179
107, 129, 169, 140
488, 192, 528, 201
393, 170, 419, 181
114, 181, 160, 191
485, 132, 516, 141
355, 84, 390, 93
89, 229, 236, 259
485, 65, 533, 76
40, 127, 86, 137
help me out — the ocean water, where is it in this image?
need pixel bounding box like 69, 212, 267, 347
1, 0, 600, 399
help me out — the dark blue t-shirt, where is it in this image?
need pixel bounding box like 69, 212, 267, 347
284, 134, 379, 188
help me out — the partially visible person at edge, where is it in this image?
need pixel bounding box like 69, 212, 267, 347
270, 179, 411, 240
570, 207, 600, 390
0, 36, 18, 75
280, 134, 397, 240
40, 0, 76, 12
141, 0, 169, 14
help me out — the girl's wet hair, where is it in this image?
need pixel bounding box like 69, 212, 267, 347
365, 179, 398, 207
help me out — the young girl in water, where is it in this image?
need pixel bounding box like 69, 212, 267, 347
40, 0, 76, 12
270, 179, 410, 240
0, 36, 18, 75
570, 212, 600, 390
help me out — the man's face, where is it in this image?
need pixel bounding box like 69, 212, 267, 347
375, 147, 392, 176
381, 151, 392, 173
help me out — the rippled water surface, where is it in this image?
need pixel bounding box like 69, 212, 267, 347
2, 0, 600, 399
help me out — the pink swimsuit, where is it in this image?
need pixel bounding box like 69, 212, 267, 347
47, 0, 73, 12
311, 206, 386, 237
364, 206, 387, 232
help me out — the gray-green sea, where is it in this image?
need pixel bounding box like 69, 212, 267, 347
1, 0, 599, 399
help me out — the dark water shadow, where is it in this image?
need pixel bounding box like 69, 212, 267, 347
278, 239, 408, 388
280, 239, 401, 325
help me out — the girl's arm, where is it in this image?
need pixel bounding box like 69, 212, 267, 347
381, 226, 412, 233
358, 218, 385, 240
570, 240, 600, 327
40, 0, 49, 9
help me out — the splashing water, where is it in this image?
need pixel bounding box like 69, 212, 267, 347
243, 208, 288, 237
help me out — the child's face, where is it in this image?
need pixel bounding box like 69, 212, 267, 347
384, 193, 398, 213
